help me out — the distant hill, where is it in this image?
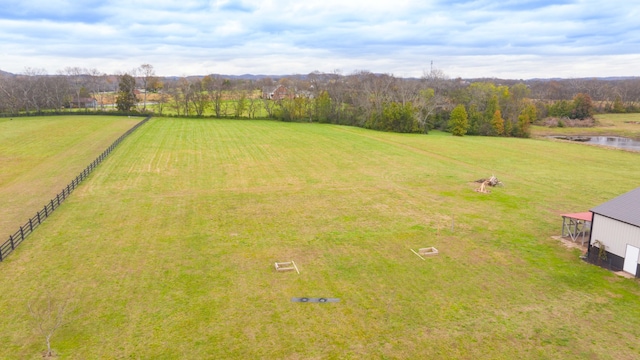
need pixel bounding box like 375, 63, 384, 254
202, 74, 308, 81
1, 68, 637, 83
203, 74, 640, 82
211, 74, 277, 80
526, 76, 640, 82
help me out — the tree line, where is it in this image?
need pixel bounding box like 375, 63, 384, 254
2, 65, 639, 137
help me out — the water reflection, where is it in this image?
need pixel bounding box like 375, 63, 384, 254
585, 136, 640, 151
550, 136, 640, 152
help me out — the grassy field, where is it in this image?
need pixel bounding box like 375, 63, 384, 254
0, 116, 142, 238
532, 112, 640, 140
1, 117, 640, 359
147, 98, 271, 118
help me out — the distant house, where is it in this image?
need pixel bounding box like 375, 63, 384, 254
70, 97, 98, 109
295, 90, 314, 99
263, 85, 294, 101
588, 187, 640, 276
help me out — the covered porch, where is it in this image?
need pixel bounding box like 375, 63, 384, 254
561, 212, 592, 246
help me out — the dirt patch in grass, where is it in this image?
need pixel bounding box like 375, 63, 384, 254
551, 236, 588, 251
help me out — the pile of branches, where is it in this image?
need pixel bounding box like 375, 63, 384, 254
474, 175, 503, 193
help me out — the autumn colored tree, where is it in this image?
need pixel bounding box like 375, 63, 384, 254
449, 104, 469, 136
571, 93, 594, 119
491, 109, 505, 136
313, 90, 332, 123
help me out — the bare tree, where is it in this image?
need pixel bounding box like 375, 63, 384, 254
19, 68, 47, 113
232, 88, 248, 118
48, 73, 72, 111
165, 78, 193, 116
64, 66, 86, 110
392, 77, 420, 106
85, 68, 106, 110
325, 70, 349, 123
138, 64, 155, 111
164, 79, 183, 116
28, 292, 71, 358
242, 81, 263, 119
203, 75, 229, 117
247, 96, 262, 119
261, 96, 275, 118
177, 78, 192, 115
0, 74, 20, 114
189, 79, 208, 116
156, 85, 169, 115
347, 71, 395, 126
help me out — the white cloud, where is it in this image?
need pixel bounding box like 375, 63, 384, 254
0, 0, 639, 78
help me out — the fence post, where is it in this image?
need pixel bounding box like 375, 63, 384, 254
29, 218, 33, 232
10, 234, 14, 249
37, 211, 41, 224
20, 226, 24, 240
0, 247, 2, 262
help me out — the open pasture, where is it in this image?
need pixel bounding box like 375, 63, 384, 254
1, 118, 640, 359
0, 116, 142, 238
532, 112, 640, 140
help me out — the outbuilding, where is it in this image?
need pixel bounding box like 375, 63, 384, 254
588, 187, 640, 277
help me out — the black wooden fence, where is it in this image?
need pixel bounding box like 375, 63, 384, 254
0, 116, 151, 262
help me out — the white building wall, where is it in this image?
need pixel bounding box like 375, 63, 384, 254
591, 214, 640, 261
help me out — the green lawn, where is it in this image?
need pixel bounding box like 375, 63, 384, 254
1, 118, 640, 359
0, 115, 142, 238
148, 98, 270, 118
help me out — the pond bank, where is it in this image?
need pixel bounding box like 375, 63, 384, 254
548, 135, 640, 152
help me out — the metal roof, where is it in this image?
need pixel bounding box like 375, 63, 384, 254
590, 187, 640, 227
561, 212, 593, 222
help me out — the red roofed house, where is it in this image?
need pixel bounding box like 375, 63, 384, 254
263, 85, 294, 101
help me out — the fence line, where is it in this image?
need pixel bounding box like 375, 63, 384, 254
0, 116, 151, 262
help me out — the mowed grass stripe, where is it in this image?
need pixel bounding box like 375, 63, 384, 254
0, 116, 142, 236
1, 118, 640, 359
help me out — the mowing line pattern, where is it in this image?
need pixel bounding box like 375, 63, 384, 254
1, 119, 640, 358
0, 116, 150, 262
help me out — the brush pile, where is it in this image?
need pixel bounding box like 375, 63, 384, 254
474, 175, 503, 193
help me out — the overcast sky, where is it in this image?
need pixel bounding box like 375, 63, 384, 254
0, 0, 638, 79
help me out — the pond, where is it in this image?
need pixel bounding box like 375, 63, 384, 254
550, 136, 640, 152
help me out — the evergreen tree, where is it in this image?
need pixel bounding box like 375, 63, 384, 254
116, 74, 137, 112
